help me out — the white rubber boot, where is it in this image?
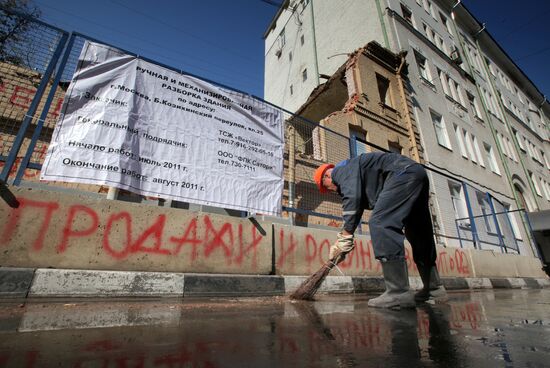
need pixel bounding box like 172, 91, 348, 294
368, 260, 415, 309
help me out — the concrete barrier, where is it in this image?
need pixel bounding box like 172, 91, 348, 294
0, 187, 547, 299
272, 224, 379, 276
0, 188, 272, 275
465, 249, 546, 279
513, 255, 547, 278
272, 224, 474, 279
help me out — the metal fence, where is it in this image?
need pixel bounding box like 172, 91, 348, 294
0, 10, 533, 256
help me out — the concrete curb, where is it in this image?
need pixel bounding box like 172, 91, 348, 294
0, 268, 548, 298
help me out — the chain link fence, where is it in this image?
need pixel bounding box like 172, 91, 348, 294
0, 7, 67, 183
0, 11, 534, 256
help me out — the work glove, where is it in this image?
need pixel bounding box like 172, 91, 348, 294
328, 232, 354, 262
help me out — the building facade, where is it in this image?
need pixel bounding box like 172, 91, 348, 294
264, 0, 550, 257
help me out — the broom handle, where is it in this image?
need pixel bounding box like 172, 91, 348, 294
326, 256, 346, 275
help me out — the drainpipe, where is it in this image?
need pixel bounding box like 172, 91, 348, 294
471, 20, 540, 256
449, 5, 537, 256
375, 0, 390, 48
475, 35, 541, 212
309, 0, 320, 87
395, 53, 421, 162
450, 0, 461, 19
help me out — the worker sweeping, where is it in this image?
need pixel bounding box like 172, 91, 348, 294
313, 152, 447, 308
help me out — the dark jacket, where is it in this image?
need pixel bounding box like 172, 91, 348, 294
331, 152, 416, 233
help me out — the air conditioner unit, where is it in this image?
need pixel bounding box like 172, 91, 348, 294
450, 47, 462, 65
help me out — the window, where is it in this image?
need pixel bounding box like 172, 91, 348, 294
448, 182, 470, 227
529, 171, 542, 197
464, 131, 477, 162
507, 138, 517, 162
423, 23, 446, 54
414, 51, 431, 82
431, 110, 451, 149
542, 151, 550, 169
473, 136, 485, 167
467, 92, 482, 119
439, 70, 463, 105
289, 52, 292, 61
401, 4, 414, 26
542, 179, 550, 201
504, 204, 522, 240
279, 28, 286, 47
290, 84, 293, 95
388, 141, 402, 154
376, 74, 392, 106
482, 88, 502, 120
300, 34, 305, 46
476, 191, 495, 234
513, 129, 526, 152
429, 1, 437, 18
435, 34, 448, 56
454, 125, 468, 158
466, 43, 483, 72
350, 129, 368, 156
496, 133, 508, 158
485, 57, 496, 77
439, 12, 453, 35
518, 93, 524, 105
437, 69, 449, 95
302, 68, 307, 82
423, 23, 434, 43
484, 143, 500, 174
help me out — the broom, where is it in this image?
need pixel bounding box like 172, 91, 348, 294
290, 255, 345, 300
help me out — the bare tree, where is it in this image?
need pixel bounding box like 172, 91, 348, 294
0, 0, 41, 66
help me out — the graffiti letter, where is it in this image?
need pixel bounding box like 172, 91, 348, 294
57, 205, 99, 252
103, 212, 132, 260
170, 218, 201, 261
132, 214, 170, 255
0, 198, 59, 251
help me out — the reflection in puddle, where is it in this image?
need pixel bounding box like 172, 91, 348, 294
0, 290, 548, 367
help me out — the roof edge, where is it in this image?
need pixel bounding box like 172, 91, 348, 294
263, 0, 290, 39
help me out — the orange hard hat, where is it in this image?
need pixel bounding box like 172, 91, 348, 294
314, 163, 334, 193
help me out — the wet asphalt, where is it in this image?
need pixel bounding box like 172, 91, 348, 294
0, 289, 549, 367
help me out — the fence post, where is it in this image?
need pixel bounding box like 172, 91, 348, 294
486, 193, 507, 254
14, 32, 73, 185
349, 135, 358, 158
455, 221, 464, 248
462, 182, 480, 249
0, 31, 69, 183
522, 210, 540, 259
287, 124, 296, 225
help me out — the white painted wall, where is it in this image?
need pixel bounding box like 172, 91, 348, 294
264, 0, 385, 112
263, 0, 549, 257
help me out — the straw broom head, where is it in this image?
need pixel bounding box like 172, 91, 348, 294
289, 261, 334, 300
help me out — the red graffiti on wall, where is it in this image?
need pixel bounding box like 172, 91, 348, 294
276, 230, 380, 272
275, 229, 470, 276
0, 197, 263, 268
437, 249, 470, 276
1, 81, 65, 119
0, 138, 49, 180
276, 229, 297, 269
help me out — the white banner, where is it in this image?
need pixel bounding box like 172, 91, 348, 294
42, 41, 284, 216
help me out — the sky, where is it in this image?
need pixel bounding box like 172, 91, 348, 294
32, 0, 550, 101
